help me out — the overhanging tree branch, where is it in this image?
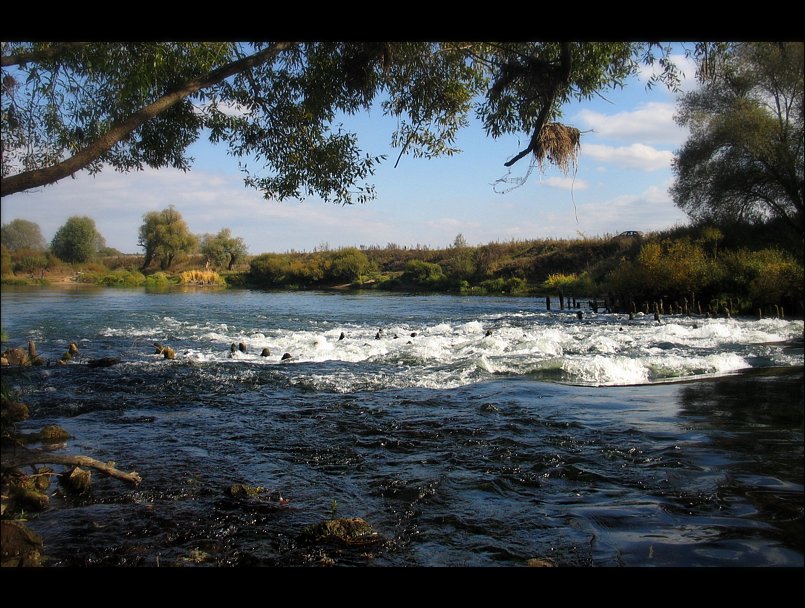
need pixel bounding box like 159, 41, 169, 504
504, 42, 573, 168
1, 42, 296, 197
1, 42, 91, 68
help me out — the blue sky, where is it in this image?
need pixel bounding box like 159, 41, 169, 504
0, 47, 698, 255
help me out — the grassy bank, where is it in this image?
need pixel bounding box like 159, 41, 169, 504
3, 223, 803, 318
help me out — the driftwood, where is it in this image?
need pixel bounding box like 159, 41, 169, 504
5, 450, 141, 485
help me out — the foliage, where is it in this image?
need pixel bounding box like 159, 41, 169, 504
178, 270, 225, 286
2, 42, 688, 201
50, 215, 104, 263
329, 247, 371, 283
401, 260, 446, 289
672, 42, 804, 255
144, 272, 175, 290
138, 205, 198, 270
542, 272, 596, 295
1, 219, 46, 251
96, 269, 146, 287
0, 245, 11, 275
200, 229, 248, 271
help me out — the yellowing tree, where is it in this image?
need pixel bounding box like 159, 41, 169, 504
138, 206, 198, 270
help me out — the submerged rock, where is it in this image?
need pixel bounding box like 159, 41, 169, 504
225, 483, 264, 498
86, 357, 121, 368
299, 517, 381, 546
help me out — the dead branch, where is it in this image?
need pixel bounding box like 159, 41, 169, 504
5, 452, 142, 485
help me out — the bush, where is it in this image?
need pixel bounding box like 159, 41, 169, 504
401, 260, 446, 289
178, 270, 225, 286
144, 272, 175, 290
98, 269, 146, 287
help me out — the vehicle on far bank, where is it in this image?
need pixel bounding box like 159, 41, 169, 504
613, 230, 642, 240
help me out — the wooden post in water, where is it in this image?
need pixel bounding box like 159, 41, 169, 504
757, 308, 762, 320
683, 297, 689, 316
774, 304, 780, 319
780, 306, 784, 319
697, 301, 702, 315
559, 290, 565, 311
546, 296, 551, 311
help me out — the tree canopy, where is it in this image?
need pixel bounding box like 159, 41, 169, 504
671, 42, 804, 253
1, 42, 687, 202
50, 215, 104, 263
138, 205, 198, 270
200, 228, 248, 271
1, 218, 46, 251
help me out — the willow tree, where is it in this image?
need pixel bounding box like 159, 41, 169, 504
672, 42, 804, 255
138, 206, 198, 270
2, 42, 687, 202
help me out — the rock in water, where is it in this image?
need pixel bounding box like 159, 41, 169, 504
299, 517, 381, 546
339, 332, 345, 341
4, 347, 28, 366
162, 347, 175, 360
61, 466, 92, 494
1, 521, 44, 567
281, 353, 292, 361
260, 348, 271, 357
526, 557, 556, 567
238, 342, 247, 353
38, 425, 70, 442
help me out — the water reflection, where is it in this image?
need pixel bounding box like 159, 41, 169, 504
676, 369, 804, 557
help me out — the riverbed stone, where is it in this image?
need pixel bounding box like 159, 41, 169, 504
1, 521, 44, 567
36, 424, 70, 443
60, 466, 92, 494
526, 557, 556, 567
299, 517, 381, 546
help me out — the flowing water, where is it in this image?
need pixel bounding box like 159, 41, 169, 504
2, 286, 803, 566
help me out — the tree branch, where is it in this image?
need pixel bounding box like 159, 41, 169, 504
1, 42, 91, 68
504, 42, 573, 168
1, 42, 296, 197
5, 452, 142, 485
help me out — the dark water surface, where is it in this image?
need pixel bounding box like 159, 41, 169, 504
2, 287, 803, 567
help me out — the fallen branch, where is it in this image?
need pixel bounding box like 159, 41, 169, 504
5, 452, 141, 485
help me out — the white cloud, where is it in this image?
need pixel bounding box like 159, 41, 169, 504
0, 167, 402, 254
575, 102, 686, 145
571, 181, 689, 236
582, 143, 674, 171
541, 176, 588, 190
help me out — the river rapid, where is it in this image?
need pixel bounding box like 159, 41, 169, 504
2, 286, 803, 567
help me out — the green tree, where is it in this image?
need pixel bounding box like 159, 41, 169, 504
200, 228, 249, 271
329, 247, 370, 283
50, 215, 104, 263
2, 42, 687, 201
138, 205, 198, 270
1, 218, 47, 251
672, 42, 804, 254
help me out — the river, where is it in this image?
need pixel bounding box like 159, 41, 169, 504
2, 286, 802, 566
